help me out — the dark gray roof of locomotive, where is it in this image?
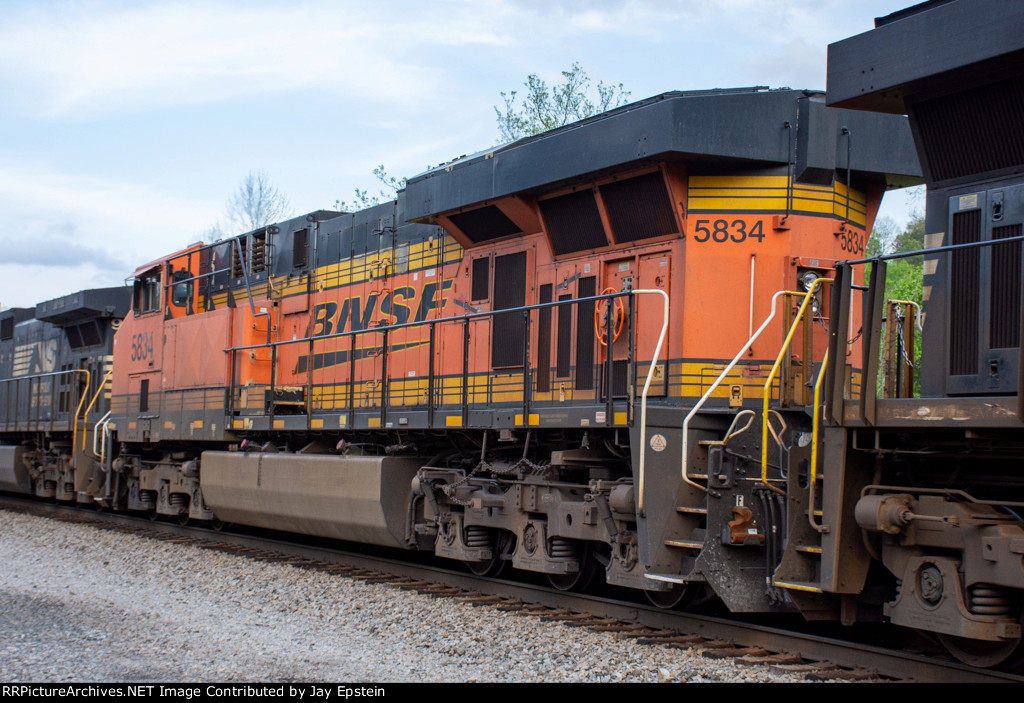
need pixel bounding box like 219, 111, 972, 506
35, 286, 131, 325
826, 0, 1024, 113
0, 307, 36, 326
404, 87, 922, 221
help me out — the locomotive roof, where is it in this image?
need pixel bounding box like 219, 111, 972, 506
35, 286, 132, 325
404, 87, 922, 223
827, 0, 1024, 185
826, 0, 1024, 113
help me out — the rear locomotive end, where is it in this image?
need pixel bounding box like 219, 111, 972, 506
824, 0, 1024, 666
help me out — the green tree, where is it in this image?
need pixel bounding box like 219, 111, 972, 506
335, 165, 407, 212
494, 62, 630, 142
337, 65, 630, 209
867, 214, 925, 396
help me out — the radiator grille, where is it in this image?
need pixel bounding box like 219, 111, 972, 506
600, 171, 677, 243
540, 191, 608, 255
914, 75, 1024, 182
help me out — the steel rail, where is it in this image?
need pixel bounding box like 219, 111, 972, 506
3, 495, 1019, 684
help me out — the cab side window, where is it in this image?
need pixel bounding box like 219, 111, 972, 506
133, 273, 161, 315
170, 270, 192, 309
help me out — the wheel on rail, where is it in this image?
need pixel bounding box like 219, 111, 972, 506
645, 586, 692, 610
546, 541, 599, 592
210, 515, 227, 532
464, 529, 514, 578
176, 512, 190, 526
936, 632, 1024, 669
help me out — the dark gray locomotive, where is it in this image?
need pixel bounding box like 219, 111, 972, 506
0, 288, 129, 501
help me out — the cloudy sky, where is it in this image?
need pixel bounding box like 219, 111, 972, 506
0, 0, 920, 307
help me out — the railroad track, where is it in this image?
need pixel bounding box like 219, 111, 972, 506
2, 495, 1019, 684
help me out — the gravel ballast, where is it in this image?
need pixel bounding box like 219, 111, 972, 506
0, 509, 840, 683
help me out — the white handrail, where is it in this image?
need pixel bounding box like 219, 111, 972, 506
92, 410, 112, 458
680, 289, 794, 491
634, 288, 670, 517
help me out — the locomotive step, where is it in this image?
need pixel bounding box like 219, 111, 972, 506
643, 573, 687, 585
773, 580, 824, 593
676, 506, 708, 515
795, 545, 822, 554
665, 539, 704, 550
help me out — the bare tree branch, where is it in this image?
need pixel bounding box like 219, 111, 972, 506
226, 170, 290, 232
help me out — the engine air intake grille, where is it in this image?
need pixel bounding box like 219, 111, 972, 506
950, 209, 981, 375
600, 171, 677, 243
537, 284, 553, 392
990, 223, 1022, 350
471, 257, 489, 301
575, 276, 596, 389
540, 191, 608, 255
491, 251, 527, 368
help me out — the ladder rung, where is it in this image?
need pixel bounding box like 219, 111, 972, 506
795, 545, 822, 554
774, 580, 823, 593
644, 573, 687, 584
665, 539, 704, 550
676, 506, 707, 515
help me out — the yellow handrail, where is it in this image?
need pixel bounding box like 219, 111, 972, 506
761, 277, 832, 495
70, 369, 92, 460
79, 369, 113, 460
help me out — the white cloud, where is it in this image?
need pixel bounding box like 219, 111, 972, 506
0, 161, 220, 304
0, 0, 890, 119
0, 2, 444, 118
739, 38, 827, 90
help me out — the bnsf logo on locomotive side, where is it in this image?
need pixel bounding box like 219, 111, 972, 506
311, 279, 454, 337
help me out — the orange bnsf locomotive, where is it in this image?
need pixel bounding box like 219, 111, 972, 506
4, 86, 921, 598
5, 27, 1024, 664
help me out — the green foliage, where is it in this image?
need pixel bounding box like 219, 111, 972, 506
335, 165, 407, 212
866, 214, 925, 396
494, 62, 631, 143
893, 215, 925, 254
337, 64, 629, 210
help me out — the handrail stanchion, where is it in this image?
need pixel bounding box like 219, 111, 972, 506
633, 289, 669, 518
